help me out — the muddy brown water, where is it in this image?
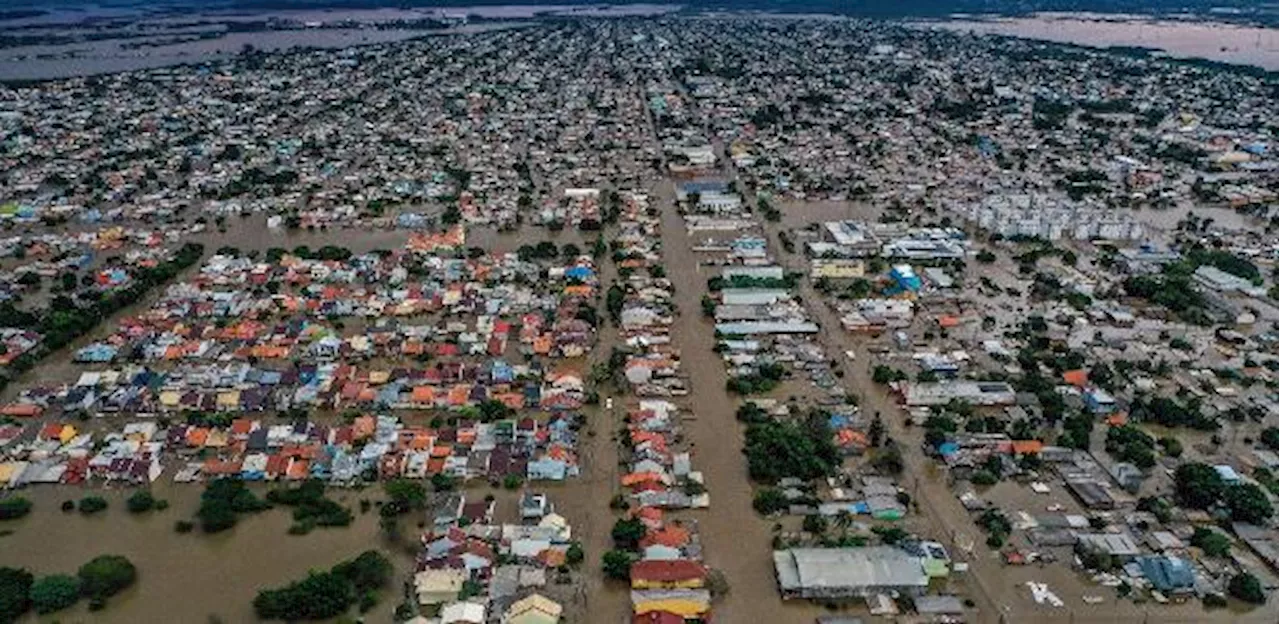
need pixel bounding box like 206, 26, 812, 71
654, 180, 829, 624
0, 482, 406, 623
0, 218, 625, 623
918, 15, 1279, 71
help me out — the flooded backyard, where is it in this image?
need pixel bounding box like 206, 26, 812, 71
919, 14, 1279, 70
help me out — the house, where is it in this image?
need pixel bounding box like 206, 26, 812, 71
773, 547, 929, 599
520, 492, 550, 520
630, 560, 707, 590
1137, 555, 1196, 597
631, 588, 712, 620
440, 601, 486, 624
1076, 533, 1142, 560
503, 593, 562, 624
632, 612, 684, 624
414, 569, 466, 606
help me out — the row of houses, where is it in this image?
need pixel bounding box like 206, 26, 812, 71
615, 193, 687, 398
72, 247, 600, 365
6, 359, 588, 417
0, 411, 583, 488
410, 493, 573, 624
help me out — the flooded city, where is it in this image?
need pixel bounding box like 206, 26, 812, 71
0, 7, 1276, 624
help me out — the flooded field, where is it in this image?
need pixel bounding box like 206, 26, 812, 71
0, 483, 408, 623
918, 14, 1279, 70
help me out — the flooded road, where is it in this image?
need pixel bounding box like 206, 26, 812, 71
653, 181, 827, 624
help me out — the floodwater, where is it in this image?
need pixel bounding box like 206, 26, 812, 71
0, 483, 410, 623
0, 217, 625, 622
919, 14, 1279, 70
0, 26, 525, 82
654, 180, 829, 624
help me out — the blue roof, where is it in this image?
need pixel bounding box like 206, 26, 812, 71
1138, 556, 1195, 592
565, 266, 593, 279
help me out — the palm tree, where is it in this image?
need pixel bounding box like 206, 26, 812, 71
833, 510, 853, 541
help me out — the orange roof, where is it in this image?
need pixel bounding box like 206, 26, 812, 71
286, 459, 309, 479
641, 525, 690, 548
1062, 369, 1088, 387
412, 386, 436, 403
426, 457, 446, 475
536, 549, 567, 567
1106, 412, 1128, 426
1011, 440, 1043, 455
0, 403, 41, 417
622, 472, 664, 487
937, 315, 960, 328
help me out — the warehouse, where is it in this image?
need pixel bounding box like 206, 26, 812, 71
773, 547, 928, 599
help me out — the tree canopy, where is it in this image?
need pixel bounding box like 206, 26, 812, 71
77, 555, 136, 605
254, 550, 391, 621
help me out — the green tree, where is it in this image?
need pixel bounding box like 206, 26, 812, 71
30, 575, 80, 614
331, 551, 392, 594
254, 572, 354, 620
1227, 572, 1266, 604
0, 498, 31, 520
752, 487, 788, 515
1262, 427, 1279, 450
1224, 483, 1274, 524
1190, 527, 1231, 558
1172, 462, 1224, 509
78, 496, 109, 515
566, 543, 584, 566
610, 517, 646, 550
601, 550, 636, 581
126, 490, 156, 513
0, 567, 33, 623
743, 419, 838, 483
383, 479, 427, 510
802, 515, 828, 534
77, 555, 136, 604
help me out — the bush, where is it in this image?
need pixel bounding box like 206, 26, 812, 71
1263, 426, 1279, 450
0, 498, 31, 520
611, 517, 646, 550
77, 555, 136, 604
1202, 593, 1228, 608
1224, 483, 1274, 525
566, 542, 585, 566
1172, 462, 1225, 509
78, 496, 109, 515
174, 520, 195, 533
30, 574, 80, 614
0, 566, 33, 623
1227, 572, 1265, 604
126, 490, 156, 513
254, 571, 354, 620
752, 487, 788, 515
254, 551, 390, 621
743, 416, 838, 484
970, 470, 998, 486
198, 478, 270, 532
1190, 527, 1231, 558
601, 550, 637, 580
502, 474, 523, 490
802, 515, 828, 534
268, 480, 352, 529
